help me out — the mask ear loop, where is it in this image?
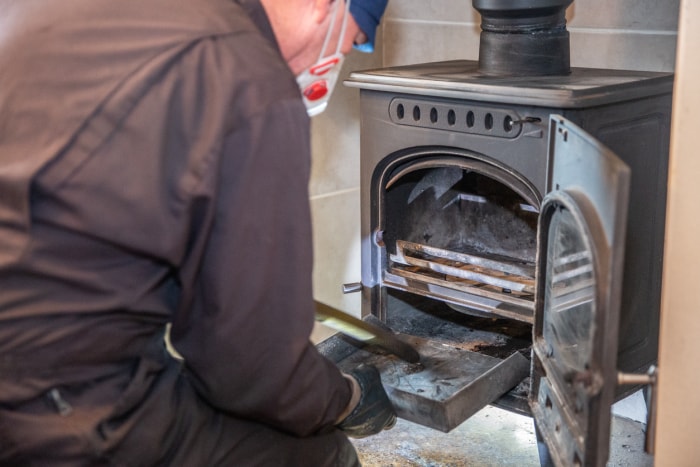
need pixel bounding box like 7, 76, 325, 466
316, 0, 352, 62
334, 0, 352, 56
315, 1, 339, 62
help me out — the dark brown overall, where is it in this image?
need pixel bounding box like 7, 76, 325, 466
0, 0, 357, 464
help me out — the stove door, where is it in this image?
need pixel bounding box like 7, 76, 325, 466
529, 116, 630, 467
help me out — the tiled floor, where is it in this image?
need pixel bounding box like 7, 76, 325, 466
351, 405, 653, 467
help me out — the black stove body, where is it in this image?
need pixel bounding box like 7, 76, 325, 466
341, 60, 673, 466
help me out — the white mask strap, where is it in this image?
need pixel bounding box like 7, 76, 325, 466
317, 0, 352, 62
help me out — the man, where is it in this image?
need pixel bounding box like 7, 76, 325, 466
0, 0, 392, 465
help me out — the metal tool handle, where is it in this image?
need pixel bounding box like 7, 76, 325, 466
314, 300, 420, 364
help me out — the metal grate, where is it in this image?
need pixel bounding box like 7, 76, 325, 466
387, 240, 536, 318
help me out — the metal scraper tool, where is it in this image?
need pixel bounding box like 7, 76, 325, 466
314, 300, 421, 364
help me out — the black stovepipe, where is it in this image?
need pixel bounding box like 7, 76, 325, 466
472, 0, 574, 76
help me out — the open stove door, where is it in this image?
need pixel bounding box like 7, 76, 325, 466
529, 116, 630, 467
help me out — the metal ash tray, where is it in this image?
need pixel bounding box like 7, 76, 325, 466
317, 291, 533, 431
328, 331, 529, 433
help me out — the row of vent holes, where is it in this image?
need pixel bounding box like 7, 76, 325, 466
396, 103, 515, 132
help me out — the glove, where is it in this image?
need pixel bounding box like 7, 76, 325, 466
337, 364, 397, 438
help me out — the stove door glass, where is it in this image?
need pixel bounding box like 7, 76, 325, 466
530, 116, 630, 467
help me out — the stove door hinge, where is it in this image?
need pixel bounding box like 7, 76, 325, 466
617, 365, 658, 455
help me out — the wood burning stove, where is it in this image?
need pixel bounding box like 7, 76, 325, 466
318, 1, 673, 465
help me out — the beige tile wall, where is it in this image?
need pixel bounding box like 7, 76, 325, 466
309, 42, 383, 341
309, 0, 679, 340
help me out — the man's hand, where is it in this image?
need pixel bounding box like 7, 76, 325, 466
337, 364, 396, 438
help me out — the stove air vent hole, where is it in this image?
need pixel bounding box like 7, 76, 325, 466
413, 105, 421, 121
430, 107, 438, 124
396, 103, 405, 120
447, 109, 456, 126
466, 111, 475, 128
485, 113, 494, 130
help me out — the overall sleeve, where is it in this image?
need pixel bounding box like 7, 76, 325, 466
168, 35, 352, 437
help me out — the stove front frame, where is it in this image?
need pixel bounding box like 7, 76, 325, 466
351, 63, 673, 389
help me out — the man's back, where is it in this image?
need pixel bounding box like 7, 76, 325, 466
0, 0, 271, 403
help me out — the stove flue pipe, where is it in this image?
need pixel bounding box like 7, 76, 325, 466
473, 0, 573, 76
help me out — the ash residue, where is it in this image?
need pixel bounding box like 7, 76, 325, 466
384, 289, 532, 359
469, 339, 531, 359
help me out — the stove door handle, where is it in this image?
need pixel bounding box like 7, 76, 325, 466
511, 116, 542, 126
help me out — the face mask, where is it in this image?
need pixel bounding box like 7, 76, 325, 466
297, 0, 352, 117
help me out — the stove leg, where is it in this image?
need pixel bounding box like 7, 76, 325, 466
535, 421, 555, 467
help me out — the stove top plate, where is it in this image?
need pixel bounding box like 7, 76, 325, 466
345, 60, 673, 108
